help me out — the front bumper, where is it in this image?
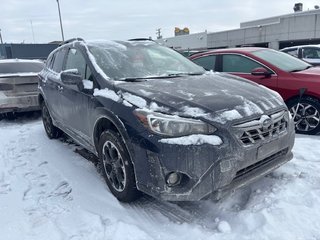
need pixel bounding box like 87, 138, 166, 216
0, 92, 40, 114
131, 119, 295, 201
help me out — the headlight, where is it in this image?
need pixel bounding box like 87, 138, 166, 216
134, 110, 216, 137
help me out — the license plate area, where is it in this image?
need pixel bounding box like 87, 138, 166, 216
257, 140, 280, 160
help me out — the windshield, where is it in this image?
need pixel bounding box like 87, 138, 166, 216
252, 49, 311, 72
88, 41, 205, 80
0, 61, 44, 74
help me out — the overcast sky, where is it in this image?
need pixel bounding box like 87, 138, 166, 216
1, 0, 320, 43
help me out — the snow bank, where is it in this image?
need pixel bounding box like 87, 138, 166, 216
159, 134, 223, 146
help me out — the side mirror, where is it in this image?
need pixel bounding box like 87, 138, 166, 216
251, 67, 271, 77
60, 69, 82, 85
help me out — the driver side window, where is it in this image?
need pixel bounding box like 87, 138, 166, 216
222, 54, 263, 73
65, 48, 91, 80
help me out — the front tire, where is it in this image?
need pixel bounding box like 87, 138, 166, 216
98, 130, 140, 202
42, 102, 63, 139
287, 97, 320, 135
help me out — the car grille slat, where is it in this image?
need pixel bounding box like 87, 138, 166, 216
234, 148, 288, 180
235, 111, 288, 145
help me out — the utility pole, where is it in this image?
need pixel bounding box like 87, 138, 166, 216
56, 0, 65, 41
156, 28, 162, 39
30, 20, 35, 43
0, 29, 3, 44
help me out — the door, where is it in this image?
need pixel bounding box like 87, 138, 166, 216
219, 54, 278, 91
43, 49, 67, 124
59, 47, 97, 146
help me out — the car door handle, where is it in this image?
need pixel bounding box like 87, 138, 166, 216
57, 85, 63, 92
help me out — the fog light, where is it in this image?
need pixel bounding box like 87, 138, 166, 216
166, 172, 181, 186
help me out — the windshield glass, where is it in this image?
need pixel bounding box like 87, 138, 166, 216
252, 49, 311, 72
0, 61, 44, 74
88, 41, 205, 80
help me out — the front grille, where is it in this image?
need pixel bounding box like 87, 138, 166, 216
234, 110, 288, 145
234, 148, 288, 180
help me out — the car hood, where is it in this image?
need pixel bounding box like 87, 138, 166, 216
114, 72, 285, 124
291, 66, 320, 79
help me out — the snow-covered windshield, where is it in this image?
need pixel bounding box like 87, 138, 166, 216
88, 41, 205, 80
252, 49, 311, 72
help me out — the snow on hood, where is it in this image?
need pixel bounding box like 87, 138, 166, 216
115, 73, 285, 123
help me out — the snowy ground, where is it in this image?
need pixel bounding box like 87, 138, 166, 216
1, 115, 320, 240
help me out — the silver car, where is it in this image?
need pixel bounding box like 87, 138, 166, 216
0, 59, 44, 115
280, 45, 320, 66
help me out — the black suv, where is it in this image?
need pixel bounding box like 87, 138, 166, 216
39, 39, 295, 202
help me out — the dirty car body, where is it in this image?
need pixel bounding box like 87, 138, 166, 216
39, 39, 295, 202
0, 59, 44, 114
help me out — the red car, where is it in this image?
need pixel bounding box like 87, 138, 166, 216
190, 48, 320, 135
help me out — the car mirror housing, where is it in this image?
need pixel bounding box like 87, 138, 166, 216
251, 67, 271, 77
60, 69, 82, 85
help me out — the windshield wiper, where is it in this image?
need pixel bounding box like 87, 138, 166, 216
167, 72, 204, 77
116, 72, 205, 82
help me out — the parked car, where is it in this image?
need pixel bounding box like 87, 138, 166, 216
0, 59, 44, 116
280, 45, 320, 66
39, 39, 294, 202
190, 48, 320, 135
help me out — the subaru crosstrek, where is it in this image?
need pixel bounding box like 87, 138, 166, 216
38, 39, 295, 202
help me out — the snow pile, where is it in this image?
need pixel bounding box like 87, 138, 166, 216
159, 134, 223, 146
82, 80, 93, 89
122, 92, 147, 108
216, 219, 232, 233
93, 88, 120, 101
181, 106, 207, 117
149, 102, 169, 112
211, 109, 243, 123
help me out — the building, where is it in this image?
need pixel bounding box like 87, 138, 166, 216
157, 6, 320, 51
0, 43, 59, 60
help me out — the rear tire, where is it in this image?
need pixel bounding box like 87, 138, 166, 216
98, 130, 140, 202
42, 102, 63, 139
287, 97, 320, 135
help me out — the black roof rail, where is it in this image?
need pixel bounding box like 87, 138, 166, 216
59, 38, 85, 46
128, 38, 154, 42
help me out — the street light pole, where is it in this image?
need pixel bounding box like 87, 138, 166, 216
0, 29, 3, 44
56, 0, 65, 42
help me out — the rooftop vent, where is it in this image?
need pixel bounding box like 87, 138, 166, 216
294, 3, 303, 12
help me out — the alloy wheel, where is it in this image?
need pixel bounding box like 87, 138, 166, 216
290, 103, 320, 132
102, 140, 127, 192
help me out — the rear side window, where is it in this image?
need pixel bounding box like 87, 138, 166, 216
222, 54, 262, 73
0, 62, 44, 74
52, 49, 66, 73
192, 55, 216, 71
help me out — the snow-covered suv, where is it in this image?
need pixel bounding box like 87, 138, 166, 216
38, 38, 295, 202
